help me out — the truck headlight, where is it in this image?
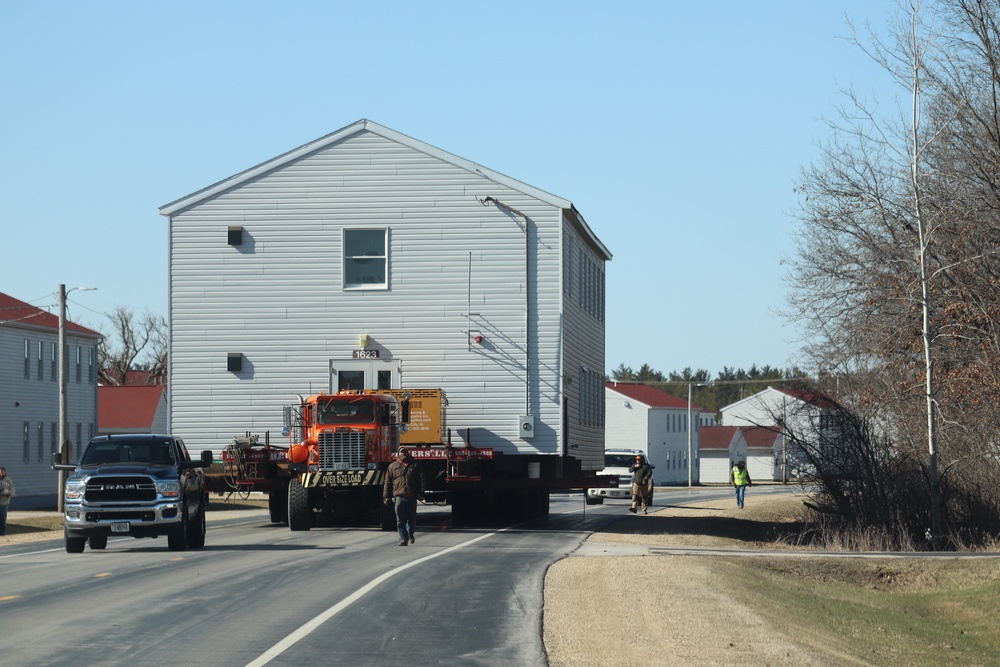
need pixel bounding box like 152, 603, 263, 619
157, 480, 180, 498
65, 480, 85, 501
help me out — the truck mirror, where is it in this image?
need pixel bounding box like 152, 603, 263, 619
401, 400, 410, 425
200, 450, 214, 466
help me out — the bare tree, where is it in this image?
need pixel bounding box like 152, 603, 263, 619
787, 0, 1000, 547
98, 306, 167, 386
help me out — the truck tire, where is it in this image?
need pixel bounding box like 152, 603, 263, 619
269, 485, 289, 524
65, 529, 86, 554
584, 491, 604, 505
379, 499, 396, 532
89, 535, 108, 550
168, 504, 190, 551
187, 499, 206, 549
288, 478, 312, 531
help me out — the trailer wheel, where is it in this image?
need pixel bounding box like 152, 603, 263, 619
288, 478, 312, 531
379, 499, 396, 532
269, 484, 289, 524
451, 491, 481, 526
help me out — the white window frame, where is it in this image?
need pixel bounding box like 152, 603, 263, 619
343, 228, 388, 290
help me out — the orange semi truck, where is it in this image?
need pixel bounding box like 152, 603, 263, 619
209, 388, 614, 529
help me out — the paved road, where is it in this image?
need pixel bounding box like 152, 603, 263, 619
0, 487, 810, 666
0, 494, 611, 666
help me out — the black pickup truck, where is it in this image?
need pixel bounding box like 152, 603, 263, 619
54, 434, 213, 553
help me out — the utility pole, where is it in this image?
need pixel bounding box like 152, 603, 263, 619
57, 284, 96, 512
57, 284, 69, 513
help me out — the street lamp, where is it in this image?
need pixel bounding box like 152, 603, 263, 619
57, 284, 97, 512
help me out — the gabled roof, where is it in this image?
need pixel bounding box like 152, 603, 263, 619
700, 425, 738, 450
740, 425, 780, 449
99, 385, 165, 430
605, 381, 701, 410
774, 386, 839, 410
0, 292, 101, 337
719, 385, 839, 414
158, 118, 611, 261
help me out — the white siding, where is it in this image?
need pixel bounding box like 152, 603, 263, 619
0, 325, 99, 508
604, 387, 700, 485
747, 452, 776, 483
700, 452, 732, 484
164, 126, 608, 471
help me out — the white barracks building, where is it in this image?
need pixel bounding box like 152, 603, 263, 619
159, 120, 611, 471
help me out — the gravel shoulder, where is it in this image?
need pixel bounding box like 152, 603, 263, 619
543, 490, 833, 667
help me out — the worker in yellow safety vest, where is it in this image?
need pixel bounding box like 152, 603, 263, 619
730, 460, 752, 509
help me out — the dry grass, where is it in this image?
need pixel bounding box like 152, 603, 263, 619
545, 490, 1000, 667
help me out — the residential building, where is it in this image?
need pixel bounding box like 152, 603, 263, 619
721, 385, 838, 479
700, 424, 782, 483
158, 119, 611, 472
604, 381, 701, 485
699, 425, 746, 483
0, 292, 101, 509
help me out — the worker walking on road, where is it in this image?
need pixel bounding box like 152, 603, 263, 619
628, 455, 652, 514
730, 460, 752, 508
0, 466, 15, 536
383, 447, 425, 546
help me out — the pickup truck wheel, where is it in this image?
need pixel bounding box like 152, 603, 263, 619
168, 504, 190, 551
65, 529, 85, 554
187, 499, 207, 549
288, 478, 312, 531
89, 535, 108, 550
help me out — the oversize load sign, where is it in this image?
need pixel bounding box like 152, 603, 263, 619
408, 448, 494, 461
301, 470, 385, 488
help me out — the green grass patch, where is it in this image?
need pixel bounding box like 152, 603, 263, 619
709, 557, 1000, 666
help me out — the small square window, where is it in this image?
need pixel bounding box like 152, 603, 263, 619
228, 226, 243, 246
227, 353, 243, 372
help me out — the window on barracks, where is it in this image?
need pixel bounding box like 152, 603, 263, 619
344, 229, 388, 289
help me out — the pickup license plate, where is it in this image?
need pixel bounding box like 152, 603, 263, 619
110, 522, 130, 533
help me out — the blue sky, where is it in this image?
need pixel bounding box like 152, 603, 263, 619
1, 1, 893, 377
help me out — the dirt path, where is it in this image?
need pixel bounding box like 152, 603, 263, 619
542, 493, 838, 666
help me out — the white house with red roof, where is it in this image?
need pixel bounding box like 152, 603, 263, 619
98, 385, 168, 435
605, 381, 702, 485
721, 386, 837, 481
700, 424, 784, 483
0, 291, 102, 509
699, 425, 746, 483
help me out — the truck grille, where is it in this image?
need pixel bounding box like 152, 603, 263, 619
84, 476, 157, 502
318, 431, 365, 470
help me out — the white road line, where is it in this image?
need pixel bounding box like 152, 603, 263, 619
245, 528, 506, 667
0, 546, 64, 559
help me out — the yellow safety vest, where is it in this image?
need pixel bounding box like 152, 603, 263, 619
732, 466, 750, 486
